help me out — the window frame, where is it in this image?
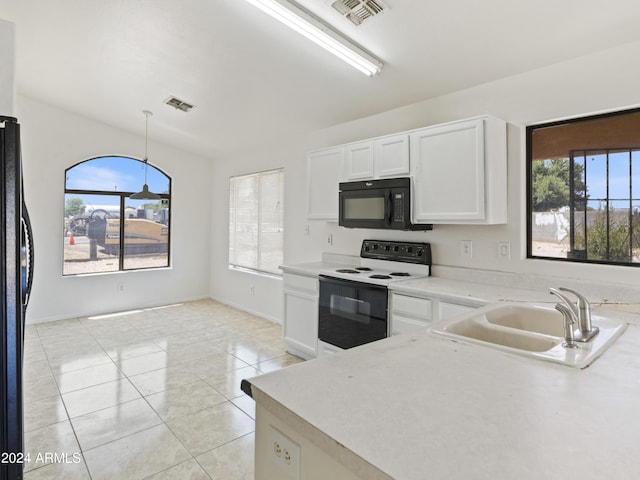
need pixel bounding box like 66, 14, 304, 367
63, 156, 172, 275
526, 107, 640, 267
228, 168, 284, 276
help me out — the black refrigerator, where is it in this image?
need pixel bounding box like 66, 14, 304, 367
1, 116, 34, 480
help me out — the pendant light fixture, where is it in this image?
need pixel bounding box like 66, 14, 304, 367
130, 110, 161, 200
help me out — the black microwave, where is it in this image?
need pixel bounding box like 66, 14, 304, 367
338, 177, 433, 230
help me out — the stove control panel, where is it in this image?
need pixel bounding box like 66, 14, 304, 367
360, 240, 432, 265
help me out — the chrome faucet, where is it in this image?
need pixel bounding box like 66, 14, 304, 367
554, 303, 578, 349
549, 287, 599, 342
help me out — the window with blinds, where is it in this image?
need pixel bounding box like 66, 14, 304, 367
229, 168, 284, 275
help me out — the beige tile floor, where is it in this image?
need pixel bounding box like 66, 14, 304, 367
22, 299, 303, 480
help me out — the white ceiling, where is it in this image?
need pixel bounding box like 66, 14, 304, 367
3, 0, 640, 158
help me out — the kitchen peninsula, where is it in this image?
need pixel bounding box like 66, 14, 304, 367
245, 319, 640, 479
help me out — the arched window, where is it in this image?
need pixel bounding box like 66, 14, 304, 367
63, 156, 171, 275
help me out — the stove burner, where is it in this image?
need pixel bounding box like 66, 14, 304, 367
355, 267, 372, 271
336, 269, 360, 274
390, 272, 411, 277
369, 274, 392, 279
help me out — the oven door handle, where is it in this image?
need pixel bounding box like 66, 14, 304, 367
342, 297, 364, 305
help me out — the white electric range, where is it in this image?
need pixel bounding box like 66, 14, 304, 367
317, 239, 432, 355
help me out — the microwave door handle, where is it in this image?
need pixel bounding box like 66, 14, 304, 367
384, 192, 393, 225
386, 192, 393, 225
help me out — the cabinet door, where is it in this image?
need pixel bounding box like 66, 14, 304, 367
374, 134, 409, 178
307, 147, 343, 220
410, 119, 485, 222
283, 289, 318, 359
344, 141, 374, 180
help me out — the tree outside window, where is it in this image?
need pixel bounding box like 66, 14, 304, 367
528, 109, 640, 265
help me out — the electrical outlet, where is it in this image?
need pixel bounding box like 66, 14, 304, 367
304, 224, 310, 235
117, 283, 125, 293
498, 241, 511, 259
268, 425, 301, 479
460, 240, 472, 259
250, 285, 255, 295
327, 233, 333, 245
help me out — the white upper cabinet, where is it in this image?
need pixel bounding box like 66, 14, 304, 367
374, 133, 410, 178
307, 146, 344, 220
343, 141, 374, 180
343, 133, 410, 181
307, 115, 507, 224
410, 116, 507, 224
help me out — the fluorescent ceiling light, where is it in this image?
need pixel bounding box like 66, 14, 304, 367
246, 0, 383, 76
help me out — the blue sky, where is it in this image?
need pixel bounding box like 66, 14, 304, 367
582, 151, 640, 201
65, 156, 169, 194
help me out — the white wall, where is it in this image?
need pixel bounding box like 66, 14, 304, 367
210, 39, 640, 320
18, 96, 213, 323
0, 19, 15, 114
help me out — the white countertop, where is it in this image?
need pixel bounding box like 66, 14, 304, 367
281, 260, 640, 325
389, 276, 552, 304
248, 321, 640, 479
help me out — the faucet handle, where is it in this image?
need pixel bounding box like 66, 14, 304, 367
549, 287, 579, 316
555, 303, 578, 349
555, 287, 597, 340
558, 287, 590, 309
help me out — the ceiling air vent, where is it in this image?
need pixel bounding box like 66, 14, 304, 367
164, 96, 195, 112
331, 0, 385, 26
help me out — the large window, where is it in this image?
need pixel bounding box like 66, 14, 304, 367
64, 156, 171, 275
229, 169, 284, 275
528, 108, 640, 265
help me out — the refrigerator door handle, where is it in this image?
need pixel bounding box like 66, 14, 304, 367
21, 205, 34, 309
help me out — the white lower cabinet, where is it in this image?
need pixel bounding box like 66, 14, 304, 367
283, 273, 318, 359
439, 301, 475, 320
390, 294, 433, 335
390, 292, 481, 335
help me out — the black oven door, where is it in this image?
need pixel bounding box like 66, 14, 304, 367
318, 276, 388, 349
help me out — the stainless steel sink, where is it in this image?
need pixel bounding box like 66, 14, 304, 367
429, 302, 627, 368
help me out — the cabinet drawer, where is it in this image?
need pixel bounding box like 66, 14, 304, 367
283, 273, 318, 294
439, 302, 475, 320
392, 294, 432, 320
391, 314, 432, 336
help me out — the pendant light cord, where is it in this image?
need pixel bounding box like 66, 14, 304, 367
142, 110, 153, 184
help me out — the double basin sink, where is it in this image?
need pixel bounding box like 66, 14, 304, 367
429, 303, 627, 368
